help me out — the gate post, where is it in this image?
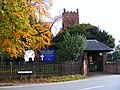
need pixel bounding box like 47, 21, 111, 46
83, 52, 88, 75
102, 52, 107, 72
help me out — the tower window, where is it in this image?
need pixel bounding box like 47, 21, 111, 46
69, 20, 75, 26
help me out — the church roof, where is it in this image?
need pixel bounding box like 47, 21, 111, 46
85, 40, 113, 52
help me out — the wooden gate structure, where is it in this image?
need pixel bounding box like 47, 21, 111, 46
83, 40, 113, 75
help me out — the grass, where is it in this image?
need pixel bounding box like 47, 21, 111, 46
40, 74, 87, 82
17, 74, 87, 83
0, 74, 87, 86
0, 83, 14, 87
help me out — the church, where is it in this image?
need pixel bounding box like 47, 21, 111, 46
61, 8, 113, 75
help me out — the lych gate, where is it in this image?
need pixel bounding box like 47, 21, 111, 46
83, 40, 113, 75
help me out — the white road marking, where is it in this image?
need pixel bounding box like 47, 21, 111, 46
80, 85, 104, 90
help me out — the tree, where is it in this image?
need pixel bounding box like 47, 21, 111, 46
112, 42, 120, 60
0, 0, 52, 60
55, 31, 87, 61
54, 23, 115, 48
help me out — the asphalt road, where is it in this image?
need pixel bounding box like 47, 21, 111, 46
1, 74, 120, 90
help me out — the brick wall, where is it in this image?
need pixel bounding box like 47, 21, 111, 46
104, 64, 117, 73
117, 60, 120, 74
104, 60, 120, 74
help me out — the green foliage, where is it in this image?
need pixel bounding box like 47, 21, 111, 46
107, 45, 120, 61
113, 45, 120, 60
112, 51, 120, 60
54, 23, 115, 48
55, 32, 87, 61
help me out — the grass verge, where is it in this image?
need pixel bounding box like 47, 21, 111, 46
18, 74, 87, 83
40, 74, 87, 82
0, 74, 87, 86
0, 83, 14, 87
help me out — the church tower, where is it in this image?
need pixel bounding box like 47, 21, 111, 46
62, 8, 79, 30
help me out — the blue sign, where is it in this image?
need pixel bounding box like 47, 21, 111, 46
39, 49, 54, 62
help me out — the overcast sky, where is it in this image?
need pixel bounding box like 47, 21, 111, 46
50, 0, 120, 46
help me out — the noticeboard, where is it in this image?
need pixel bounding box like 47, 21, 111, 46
39, 49, 54, 62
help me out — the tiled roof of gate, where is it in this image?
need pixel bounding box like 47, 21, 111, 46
85, 40, 113, 52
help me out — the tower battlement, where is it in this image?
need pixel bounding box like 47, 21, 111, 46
63, 8, 79, 14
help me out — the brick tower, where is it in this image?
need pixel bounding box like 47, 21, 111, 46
62, 8, 79, 30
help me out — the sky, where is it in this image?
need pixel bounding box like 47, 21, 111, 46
50, 0, 120, 46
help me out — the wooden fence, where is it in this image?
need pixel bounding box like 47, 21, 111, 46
0, 61, 82, 81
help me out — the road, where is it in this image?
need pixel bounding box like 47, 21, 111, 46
1, 74, 120, 90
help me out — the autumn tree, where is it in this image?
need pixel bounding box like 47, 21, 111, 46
0, 0, 52, 60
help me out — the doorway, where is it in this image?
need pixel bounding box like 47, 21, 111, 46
88, 52, 103, 72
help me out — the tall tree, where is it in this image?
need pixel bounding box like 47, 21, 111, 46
54, 23, 115, 48
55, 31, 87, 61
0, 0, 52, 60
